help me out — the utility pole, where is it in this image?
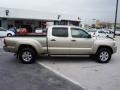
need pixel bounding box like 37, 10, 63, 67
114, 0, 119, 38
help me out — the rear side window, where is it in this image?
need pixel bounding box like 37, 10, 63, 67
0, 28, 6, 31
98, 31, 105, 34
52, 27, 68, 37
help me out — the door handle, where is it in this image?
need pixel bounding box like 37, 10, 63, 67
51, 39, 56, 41
71, 40, 76, 42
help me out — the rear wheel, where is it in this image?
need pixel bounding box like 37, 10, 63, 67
96, 48, 112, 63
18, 48, 36, 64
89, 55, 96, 59
7, 33, 12, 37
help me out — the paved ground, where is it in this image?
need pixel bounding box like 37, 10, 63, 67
0, 38, 84, 90
37, 37, 120, 90
1, 37, 120, 90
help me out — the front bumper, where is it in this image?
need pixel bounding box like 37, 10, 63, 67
112, 46, 117, 54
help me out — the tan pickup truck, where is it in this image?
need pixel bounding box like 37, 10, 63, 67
3, 26, 117, 64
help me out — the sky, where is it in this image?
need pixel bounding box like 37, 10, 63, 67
0, 0, 120, 23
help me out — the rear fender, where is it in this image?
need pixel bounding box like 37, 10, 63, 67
16, 39, 43, 54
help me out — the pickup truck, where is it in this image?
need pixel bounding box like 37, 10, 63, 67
3, 26, 117, 64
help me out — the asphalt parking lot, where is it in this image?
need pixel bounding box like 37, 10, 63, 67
37, 37, 120, 90
0, 37, 120, 90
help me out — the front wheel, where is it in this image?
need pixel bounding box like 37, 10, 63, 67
96, 48, 112, 63
18, 48, 36, 64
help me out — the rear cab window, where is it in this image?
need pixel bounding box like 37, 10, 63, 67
52, 27, 68, 37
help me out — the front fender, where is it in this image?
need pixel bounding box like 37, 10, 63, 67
93, 40, 115, 54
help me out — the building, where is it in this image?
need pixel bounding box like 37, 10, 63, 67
0, 7, 80, 32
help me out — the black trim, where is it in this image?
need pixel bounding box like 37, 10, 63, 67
12, 35, 47, 37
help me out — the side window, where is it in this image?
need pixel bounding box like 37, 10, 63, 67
71, 28, 89, 38
109, 31, 113, 34
52, 27, 68, 37
98, 31, 105, 34
0, 28, 6, 31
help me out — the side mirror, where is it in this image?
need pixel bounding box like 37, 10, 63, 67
87, 34, 91, 38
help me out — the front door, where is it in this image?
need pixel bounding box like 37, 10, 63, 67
70, 28, 94, 54
48, 27, 70, 54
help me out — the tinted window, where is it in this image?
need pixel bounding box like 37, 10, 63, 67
71, 28, 89, 38
43, 28, 48, 33
98, 30, 105, 33
52, 27, 68, 37
0, 27, 6, 31
88, 30, 96, 32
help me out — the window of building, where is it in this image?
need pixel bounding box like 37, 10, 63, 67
0, 20, 1, 27
8, 25, 13, 29
69, 21, 80, 26
52, 27, 68, 37
39, 21, 46, 29
54, 20, 68, 25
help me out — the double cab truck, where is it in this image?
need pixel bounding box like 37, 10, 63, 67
3, 26, 117, 64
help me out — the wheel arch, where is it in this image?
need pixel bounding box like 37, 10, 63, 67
97, 46, 113, 54
17, 44, 38, 56
7, 33, 12, 36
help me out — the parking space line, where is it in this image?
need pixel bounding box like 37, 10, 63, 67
38, 62, 88, 90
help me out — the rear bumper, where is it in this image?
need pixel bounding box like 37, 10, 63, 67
3, 46, 16, 53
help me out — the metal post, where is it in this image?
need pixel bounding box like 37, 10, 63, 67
114, 0, 119, 38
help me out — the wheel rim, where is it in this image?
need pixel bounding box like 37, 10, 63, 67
99, 51, 109, 61
22, 51, 32, 62
7, 34, 12, 36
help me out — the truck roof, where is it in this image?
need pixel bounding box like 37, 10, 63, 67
49, 25, 83, 29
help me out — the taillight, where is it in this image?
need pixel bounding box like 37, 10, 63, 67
4, 38, 7, 47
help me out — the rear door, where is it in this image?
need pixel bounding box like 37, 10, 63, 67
48, 27, 70, 54
70, 28, 94, 54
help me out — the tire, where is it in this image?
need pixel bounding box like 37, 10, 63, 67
7, 33, 12, 37
96, 48, 112, 63
89, 55, 96, 60
18, 48, 36, 64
